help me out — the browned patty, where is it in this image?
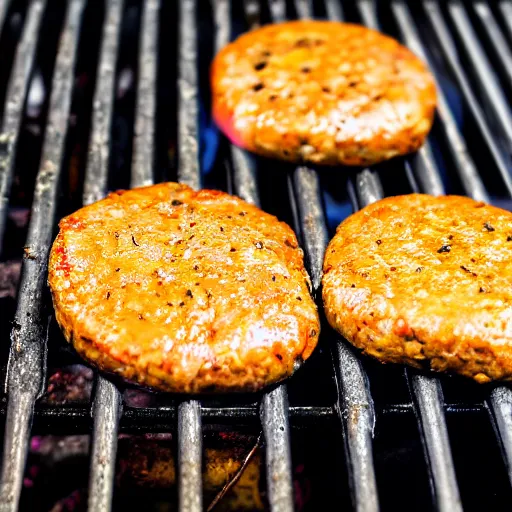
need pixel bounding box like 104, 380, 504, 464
48, 183, 319, 393
211, 20, 436, 166
322, 194, 512, 384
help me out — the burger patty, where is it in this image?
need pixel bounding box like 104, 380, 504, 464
322, 194, 512, 384
48, 183, 319, 393
211, 20, 436, 167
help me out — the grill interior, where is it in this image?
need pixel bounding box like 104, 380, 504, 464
0, 0, 512, 510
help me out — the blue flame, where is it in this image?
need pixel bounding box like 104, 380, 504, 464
200, 101, 220, 174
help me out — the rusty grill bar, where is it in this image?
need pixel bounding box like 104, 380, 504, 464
0, 0, 511, 510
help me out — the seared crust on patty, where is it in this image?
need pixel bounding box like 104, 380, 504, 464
211, 20, 436, 166
48, 183, 319, 393
322, 194, 512, 384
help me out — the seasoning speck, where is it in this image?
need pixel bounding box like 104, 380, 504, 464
484, 222, 495, 232
507, 236, 512, 242
272, 275, 276, 281
254, 241, 263, 249
172, 199, 182, 206
132, 235, 140, 247
179, 301, 185, 307
376, 239, 382, 245
460, 265, 477, 277
479, 287, 486, 293
115, 268, 120, 272
416, 267, 423, 273
351, 284, 355, 288
437, 244, 451, 254
186, 289, 193, 298
106, 291, 111, 299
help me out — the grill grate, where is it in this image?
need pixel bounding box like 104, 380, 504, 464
0, 0, 511, 511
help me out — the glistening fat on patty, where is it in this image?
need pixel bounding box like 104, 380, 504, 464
48, 182, 319, 393
212, 20, 436, 166
322, 194, 512, 384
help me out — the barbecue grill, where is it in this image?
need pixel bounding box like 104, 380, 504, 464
0, 0, 511, 510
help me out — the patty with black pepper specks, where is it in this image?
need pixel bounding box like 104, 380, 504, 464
322, 194, 512, 383
48, 183, 319, 393
212, 20, 436, 166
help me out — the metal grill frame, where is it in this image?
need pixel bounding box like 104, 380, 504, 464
0, 1, 510, 511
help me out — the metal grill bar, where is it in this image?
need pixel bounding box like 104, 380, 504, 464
324, 0, 344, 21
285, 2, 380, 510
88, 378, 123, 512
446, 2, 512, 153
354, 1, 441, 198
354, 3, 463, 510
177, 1, 203, 510
0, 0, 46, 248
260, 389, 294, 512
391, 0, 512, 489
132, 0, 159, 187
178, 401, 203, 512
499, 0, 512, 42
268, 0, 286, 22
488, 388, 512, 485
472, 2, 512, 92
178, 0, 200, 190
212, 3, 294, 510
0, 2, 86, 510
421, 1, 512, 196
0, 0, 12, 38
389, 0, 487, 198
83, 0, 124, 206
82, 2, 125, 510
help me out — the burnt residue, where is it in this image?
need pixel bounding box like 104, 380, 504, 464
437, 245, 451, 254
483, 222, 495, 232
132, 235, 140, 246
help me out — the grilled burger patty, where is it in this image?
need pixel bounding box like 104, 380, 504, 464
48, 183, 319, 393
322, 194, 512, 384
211, 20, 436, 166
